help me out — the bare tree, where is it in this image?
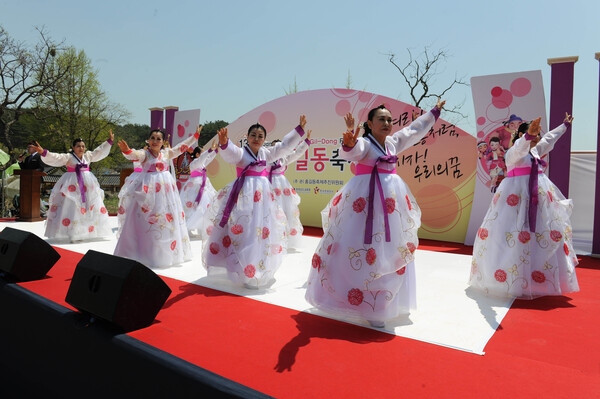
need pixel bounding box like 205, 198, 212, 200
386, 46, 469, 123
0, 26, 71, 165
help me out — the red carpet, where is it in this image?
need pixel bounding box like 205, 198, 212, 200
17, 241, 600, 398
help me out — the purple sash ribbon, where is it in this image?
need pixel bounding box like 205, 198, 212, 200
68, 164, 89, 203
528, 157, 546, 232
356, 155, 398, 244
192, 169, 208, 203
219, 160, 267, 227
269, 161, 283, 183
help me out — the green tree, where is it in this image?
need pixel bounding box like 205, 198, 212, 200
198, 120, 227, 148
34, 46, 131, 171
0, 26, 71, 167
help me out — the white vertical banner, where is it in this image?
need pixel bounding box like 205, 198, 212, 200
464, 71, 547, 245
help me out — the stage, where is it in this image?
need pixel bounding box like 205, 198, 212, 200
1, 218, 598, 398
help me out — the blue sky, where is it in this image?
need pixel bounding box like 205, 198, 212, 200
2, 0, 599, 150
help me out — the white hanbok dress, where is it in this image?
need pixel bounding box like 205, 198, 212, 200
469, 122, 579, 299
305, 109, 440, 323
41, 140, 113, 241
179, 148, 217, 239
269, 138, 310, 249
114, 133, 198, 268
203, 125, 306, 288
116, 161, 142, 237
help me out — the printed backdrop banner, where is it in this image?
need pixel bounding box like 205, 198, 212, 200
464, 71, 547, 245
171, 109, 201, 189
207, 89, 476, 243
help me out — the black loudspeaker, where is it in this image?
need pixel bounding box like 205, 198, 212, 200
0, 227, 61, 281
65, 250, 172, 332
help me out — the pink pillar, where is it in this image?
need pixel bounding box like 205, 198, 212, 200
547, 56, 578, 196
164, 106, 179, 146
593, 53, 600, 256
149, 107, 164, 131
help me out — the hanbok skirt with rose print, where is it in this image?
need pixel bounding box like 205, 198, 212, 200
305, 173, 420, 322
271, 174, 303, 249
44, 171, 112, 241
469, 174, 579, 299
114, 170, 192, 268
179, 174, 217, 239
202, 176, 288, 288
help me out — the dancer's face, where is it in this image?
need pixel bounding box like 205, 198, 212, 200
368, 108, 394, 144
247, 127, 266, 154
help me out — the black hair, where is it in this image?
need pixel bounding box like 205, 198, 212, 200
247, 123, 267, 137
362, 104, 389, 137
513, 122, 530, 145
69, 138, 85, 153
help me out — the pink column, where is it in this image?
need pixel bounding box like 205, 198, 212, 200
547, 56, 578, 196
149, 107, 164, 131
593, 53, 600, 256
164, 106, 179, 146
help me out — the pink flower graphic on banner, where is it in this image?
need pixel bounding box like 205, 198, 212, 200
347, 288, 364, 306
353, 197, 367, 213
244, 264, 256, 278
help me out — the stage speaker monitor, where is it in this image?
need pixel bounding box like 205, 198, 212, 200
65, 250, 172, 332
0, 227, 61, 282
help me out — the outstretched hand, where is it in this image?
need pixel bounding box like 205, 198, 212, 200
299, 114, 307, 130
528, 117, 542, 136
117, 139, 130, 153
436, 98, 446, 110
342, 127, 360, 148
564, 112, 574, 124
32, 141, 44, 155
217, 127, 228, 146
109, 129, 114, 142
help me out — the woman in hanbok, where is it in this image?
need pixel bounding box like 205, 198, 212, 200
179, 141, 218, 239
305, 100, 445, 328
469, 114, 579, 299
114, 127, 200, 268
268, 132, 311, 250
116, 159, 143, 237
203, 115, 308, 289
33, 132, 114, 242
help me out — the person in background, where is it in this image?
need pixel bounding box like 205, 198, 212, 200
18, 141, 45, 172
268, 131, 311, 250
202, 115, 308, 290
305, 100, 445, 328
114, 127, 200, 268
32, 133, 114, 242
469, 113, 579, 299
179, 140, 218, 239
